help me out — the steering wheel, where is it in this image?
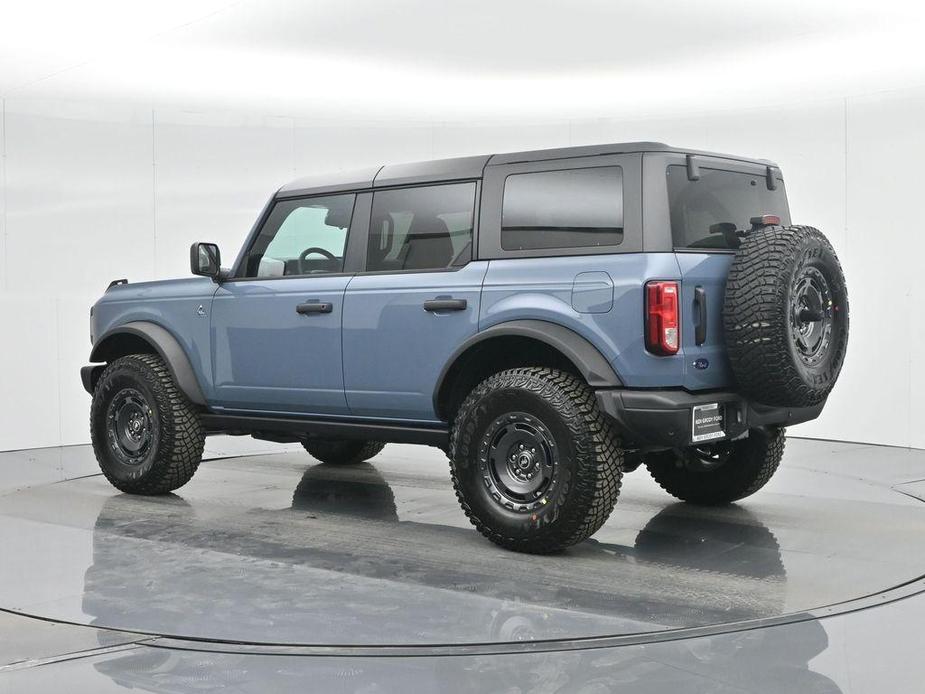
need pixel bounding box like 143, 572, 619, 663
298, 247, 337, 274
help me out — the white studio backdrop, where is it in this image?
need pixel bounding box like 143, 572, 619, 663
0, 90, 920, 451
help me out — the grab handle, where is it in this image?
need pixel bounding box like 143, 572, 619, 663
694, 286, 707, 346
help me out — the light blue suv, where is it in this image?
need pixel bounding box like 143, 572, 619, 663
82, 142, 849, 553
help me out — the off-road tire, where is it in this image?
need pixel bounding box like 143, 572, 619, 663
449, 367, 623, 554
302, 439, 386, 465
645, 427, 785, 506
724, 225, 848, 407
90, 354, 205, 495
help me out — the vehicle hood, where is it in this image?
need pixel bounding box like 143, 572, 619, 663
97, 277, 218, 304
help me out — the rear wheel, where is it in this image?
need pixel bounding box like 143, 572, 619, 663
90, 354, 205, 495
449, 367, 623, 554
302, 439, 386, 465
645, 427, 785, 506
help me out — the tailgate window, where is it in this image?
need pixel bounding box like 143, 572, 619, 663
667, 165, 790, 250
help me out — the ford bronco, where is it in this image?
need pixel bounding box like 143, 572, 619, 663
82, 142, 849, 553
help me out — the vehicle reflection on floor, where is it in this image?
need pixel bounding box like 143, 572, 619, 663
291, 462, 400, 521
6, 437, 923, 692
79, 463, 839, 692
77, 461, 791, 645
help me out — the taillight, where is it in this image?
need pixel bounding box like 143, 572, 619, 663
645, 281, 680, 355
749, 214, 781, 229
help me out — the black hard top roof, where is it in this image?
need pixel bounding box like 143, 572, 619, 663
276, 142, 776, 198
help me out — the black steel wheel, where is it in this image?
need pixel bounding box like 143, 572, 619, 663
105, 388, 158, 466
91, 354, 204, 495
789, 266, 834, 368
480, 413, 559, 512
646, 427, 785, 506
450, 367, 623, 554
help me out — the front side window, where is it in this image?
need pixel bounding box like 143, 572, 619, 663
501, 167, 624, 251
667, 166, 790, 250
242, 194, 355, 278
367, 183, 476, 272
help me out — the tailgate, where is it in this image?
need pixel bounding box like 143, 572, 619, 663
665, 161, 790, 393
676, 253, 734, 391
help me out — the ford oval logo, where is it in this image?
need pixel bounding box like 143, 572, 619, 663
693, 358, 710, 370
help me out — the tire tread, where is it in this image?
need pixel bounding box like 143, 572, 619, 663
724, 225, 848, 407
302, 439, 386, 465
449, 367, 623, 553
646, 427, 785, 505
90, 354, 204, 495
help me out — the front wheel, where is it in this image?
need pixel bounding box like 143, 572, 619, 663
90, 354, 205, 495
645, 427, 785, 506
449, 367, 623, 554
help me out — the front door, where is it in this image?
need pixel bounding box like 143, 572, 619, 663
342, 182, 485, 420
210, 193, 358, 415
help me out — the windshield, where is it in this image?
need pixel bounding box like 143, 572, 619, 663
667, 165, 790, 250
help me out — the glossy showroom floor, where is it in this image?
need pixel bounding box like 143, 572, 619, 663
1, 437, 924, 692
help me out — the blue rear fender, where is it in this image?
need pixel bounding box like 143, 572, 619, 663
479, 254, 689, 388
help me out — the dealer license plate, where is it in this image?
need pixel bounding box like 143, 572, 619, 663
691, 403, 725, 443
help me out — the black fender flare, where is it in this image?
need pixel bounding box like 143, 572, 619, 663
433, 319, 622, 417
87, 321, 207, 405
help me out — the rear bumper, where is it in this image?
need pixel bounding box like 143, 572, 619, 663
595, 388, 824, 449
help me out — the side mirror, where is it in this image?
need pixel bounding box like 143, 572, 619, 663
190, 242, 223, 281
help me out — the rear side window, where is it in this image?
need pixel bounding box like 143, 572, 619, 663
367, 182, 475, 272
667, 166, 790, 250
501, 167, 623, 251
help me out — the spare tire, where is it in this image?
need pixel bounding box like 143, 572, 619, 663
723, 225, 848, 407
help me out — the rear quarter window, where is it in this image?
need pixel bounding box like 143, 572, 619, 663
667, 165, 790, 250
501, 167, 623, 251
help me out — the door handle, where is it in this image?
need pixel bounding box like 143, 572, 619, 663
694, 286, 707, 346
296, 301, 333, 315
423, 298, 467, 312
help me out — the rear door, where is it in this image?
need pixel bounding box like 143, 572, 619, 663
341, 181, 486, 420
661, 156, 791, 390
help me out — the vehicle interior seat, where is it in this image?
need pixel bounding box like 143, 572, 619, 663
398, 214, 454, 270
